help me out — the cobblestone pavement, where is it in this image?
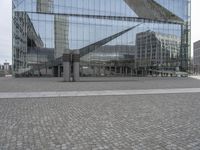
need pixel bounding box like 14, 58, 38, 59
0, 77, 200, 92
0, 94, 200, 150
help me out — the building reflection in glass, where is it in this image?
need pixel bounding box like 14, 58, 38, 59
12, 0, 191, 77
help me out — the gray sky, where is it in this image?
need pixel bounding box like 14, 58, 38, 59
191, 0, 200, 50
0, 0, 12, 64
0, 0, 199, 64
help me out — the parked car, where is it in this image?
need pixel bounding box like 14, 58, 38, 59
175, 72, 188, 77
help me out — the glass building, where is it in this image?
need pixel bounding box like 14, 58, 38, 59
12, 0, 191, 77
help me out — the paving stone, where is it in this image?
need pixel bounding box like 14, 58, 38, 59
0, 93, 200, 149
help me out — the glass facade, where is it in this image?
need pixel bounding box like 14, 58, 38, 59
12, 0, 191, 77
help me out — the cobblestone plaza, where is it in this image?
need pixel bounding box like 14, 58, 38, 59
0, 93, 200, 150
0, 77, 200, 149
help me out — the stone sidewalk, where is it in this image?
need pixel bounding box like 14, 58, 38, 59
0, 77, 200, 92
1, 88, 200, 99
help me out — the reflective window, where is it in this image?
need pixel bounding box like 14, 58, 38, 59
12, 0, 191, 77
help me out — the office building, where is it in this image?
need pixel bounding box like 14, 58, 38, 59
12, 0, 191, 77
193, 40, 200, 74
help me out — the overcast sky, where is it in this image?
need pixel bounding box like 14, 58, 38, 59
0, 0, 199, 64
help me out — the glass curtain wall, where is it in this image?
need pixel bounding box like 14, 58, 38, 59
12, 0, 191, 77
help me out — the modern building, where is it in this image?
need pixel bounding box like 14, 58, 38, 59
0, 61, 12, 76
12, 0, 191, 77
3, 62, 10, 71
193, 40, 200, 74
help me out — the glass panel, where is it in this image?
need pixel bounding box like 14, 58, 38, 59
12, 0, 191, 77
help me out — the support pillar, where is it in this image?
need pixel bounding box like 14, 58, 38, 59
125, 67, 128, 76
58, 65, 61, 77
63, 50, 70, 82
73, 50, 80, 82
120, 67, 122, 75
110, 65, 112, 76
131, 68, 133, 76
45, 63, 47, 75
